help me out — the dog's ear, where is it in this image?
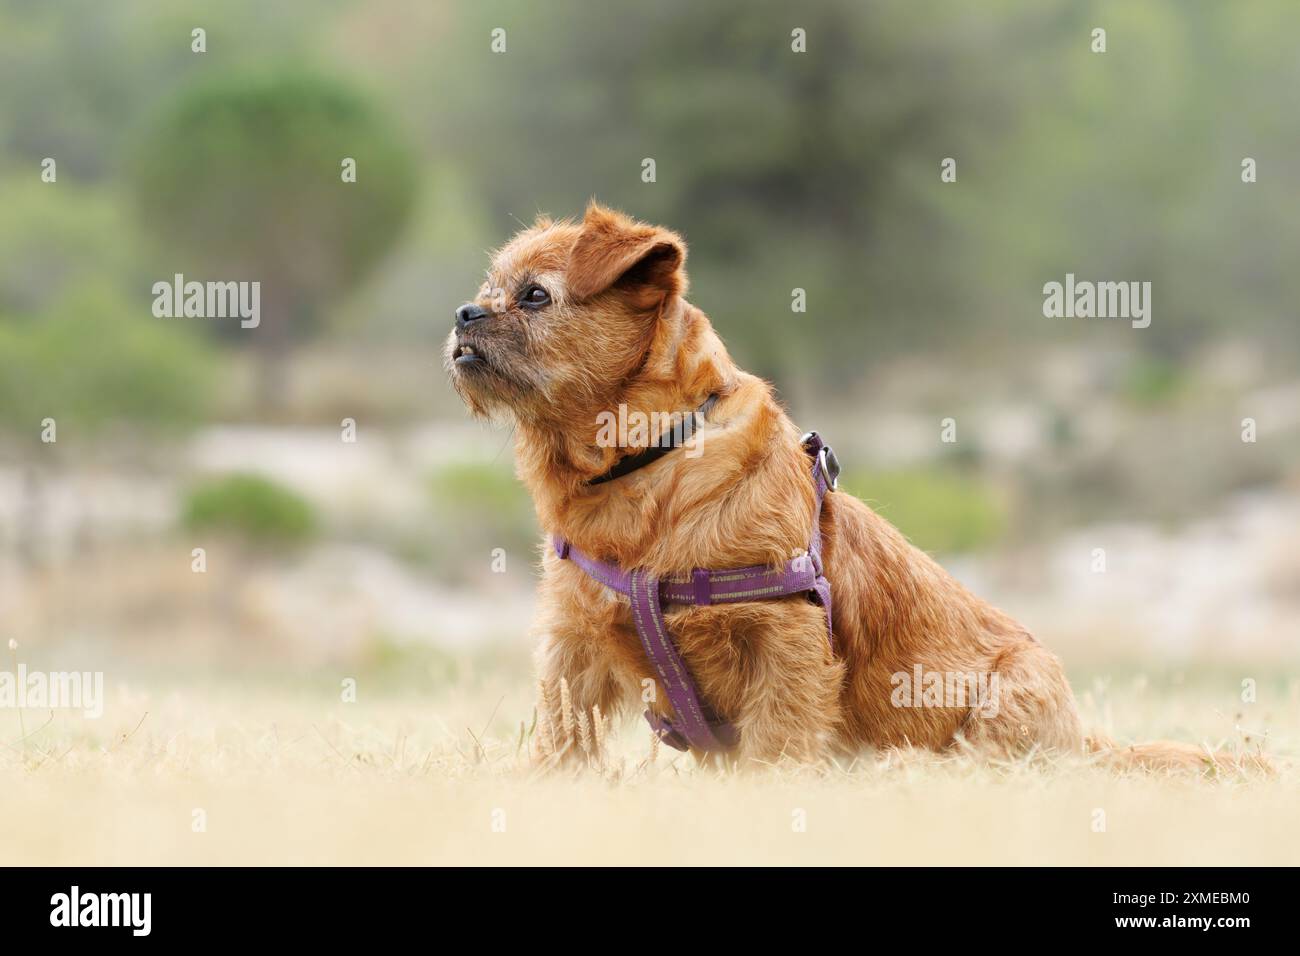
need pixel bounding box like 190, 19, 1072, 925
567, 202, 687, 304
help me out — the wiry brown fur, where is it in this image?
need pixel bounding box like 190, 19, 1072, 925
446, 202, 1264, 773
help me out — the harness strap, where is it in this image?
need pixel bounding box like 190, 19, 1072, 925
629, 569, 738, 752
804, 431, 835, 639
553, 536, 824, 609
553, 432, 837, 753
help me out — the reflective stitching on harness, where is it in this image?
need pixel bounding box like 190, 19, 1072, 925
710, 584, 795, 599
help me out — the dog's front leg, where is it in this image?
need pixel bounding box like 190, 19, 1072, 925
529, 627, 629, 767
673, 603, 845, 766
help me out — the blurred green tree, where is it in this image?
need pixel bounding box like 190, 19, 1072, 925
130, 69, 417, 407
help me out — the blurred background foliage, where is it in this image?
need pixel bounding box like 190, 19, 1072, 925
0, 1, 1294, 382
183, 473, 318, 548
840, 469, 1007, 555
131, 68, 416, 404
0, 0, 1297, 668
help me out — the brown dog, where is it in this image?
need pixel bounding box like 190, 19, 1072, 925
447, 202, 1249, 771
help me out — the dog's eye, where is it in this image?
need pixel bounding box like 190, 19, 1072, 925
519, 284, 550, 309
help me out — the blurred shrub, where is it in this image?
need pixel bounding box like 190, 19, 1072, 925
0, 286, 217, 437
183, 473, 318, 546
840, 468, 1006, 554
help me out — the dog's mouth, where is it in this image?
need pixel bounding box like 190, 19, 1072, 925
452, 343, 488, 368
447, 334, 532, 410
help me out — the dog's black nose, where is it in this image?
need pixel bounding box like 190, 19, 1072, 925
455, 302, 488, 331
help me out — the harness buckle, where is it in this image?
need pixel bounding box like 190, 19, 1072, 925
818, 445, 840, 491
800, 431, 839, 491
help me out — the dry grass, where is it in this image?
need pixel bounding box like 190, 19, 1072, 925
0, 667, 1296, 866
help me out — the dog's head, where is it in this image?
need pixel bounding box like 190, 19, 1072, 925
445, 202, 688, 425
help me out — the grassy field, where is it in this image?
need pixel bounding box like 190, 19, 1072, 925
1, 657, 1296, 867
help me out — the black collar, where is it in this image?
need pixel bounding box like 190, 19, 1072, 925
587, 395, 718, 486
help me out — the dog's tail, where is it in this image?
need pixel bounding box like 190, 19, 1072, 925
1083, 734, 1274, 774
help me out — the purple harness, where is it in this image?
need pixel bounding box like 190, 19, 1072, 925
552, 431, 839, 753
